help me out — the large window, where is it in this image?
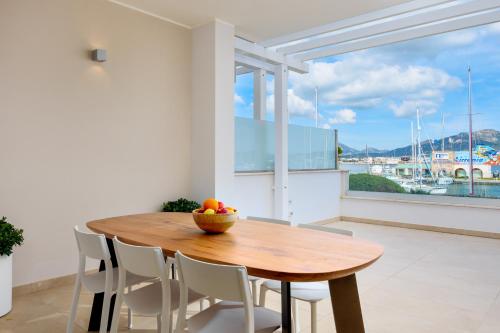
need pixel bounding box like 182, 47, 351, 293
235, 21, 500, 199
329, 22, 500, 199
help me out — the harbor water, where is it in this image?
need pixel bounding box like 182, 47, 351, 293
341, 163, 500, 199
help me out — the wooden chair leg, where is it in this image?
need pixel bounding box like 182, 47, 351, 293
66, 276, 81, 333
99, 291, 112, 333
157, 314, 162, 332
259, 285, 268, 307
251, 280, 258, 305
311, 302, 317, 333
292, 299, 300, 333
110, 289, 123, 333
127, 307, 132, 329
169, 311, 174, 333
127, 286, 133, 329
199, 299, 204, 312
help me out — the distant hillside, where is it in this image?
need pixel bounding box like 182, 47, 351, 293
339, 143, 388, 156
340, 129, 500, 158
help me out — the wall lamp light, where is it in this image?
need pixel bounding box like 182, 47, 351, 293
91, 49, 107, 62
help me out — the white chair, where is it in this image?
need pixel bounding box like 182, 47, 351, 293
245, 216, 290, 305
175, 251, 281, 333
259, 223, 353, 333
110, 237, 205, 333
67, 227, 142, 333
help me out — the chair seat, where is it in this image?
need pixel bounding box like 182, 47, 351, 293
81, 268, 150, 293
262, 280, 330, 302
125, 279, 205, 316
188, 301, 281, 333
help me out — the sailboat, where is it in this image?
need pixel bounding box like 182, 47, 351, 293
401, 107, 447, 195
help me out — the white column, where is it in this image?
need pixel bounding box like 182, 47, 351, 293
253, 69, 266, 120
191, 20, 235, 203
274, 64, 289, 220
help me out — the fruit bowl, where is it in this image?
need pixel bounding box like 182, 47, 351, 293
192, 209, 238, 234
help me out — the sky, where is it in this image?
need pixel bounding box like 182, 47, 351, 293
234, 21, 500, 151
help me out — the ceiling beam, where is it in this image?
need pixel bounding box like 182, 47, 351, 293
260, 0, 455, 47
235, 53, 276, 73
294, 9, 500, 61
278, 0, 500, 55
235, 37, 309, 74
235, 66, 253, 76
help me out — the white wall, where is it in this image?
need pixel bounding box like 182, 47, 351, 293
289, 171, 343, 224
0, 0, 192, 286
234, 170, 343, 224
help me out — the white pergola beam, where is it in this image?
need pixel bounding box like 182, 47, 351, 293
253, 69, 267, 120
235, 53, 275, 73
260, 0, 455, 47
235, 66, 253, 76
273, 64, 289, 220
235, 37, 309, 74
295, 9, 500, 61
278, 0, 500, 55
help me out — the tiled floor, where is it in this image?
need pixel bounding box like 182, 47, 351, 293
2, 221, 500, 332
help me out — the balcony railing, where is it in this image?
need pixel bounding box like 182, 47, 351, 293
235, 117, 337, 172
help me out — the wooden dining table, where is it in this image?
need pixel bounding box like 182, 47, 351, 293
86, 212, 383, 333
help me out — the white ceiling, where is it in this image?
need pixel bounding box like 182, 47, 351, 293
110, 0, 413, 42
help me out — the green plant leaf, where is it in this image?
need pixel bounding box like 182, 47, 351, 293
0, 216, 24, 256
161, 198, 201, 213
349, 174, 405, 193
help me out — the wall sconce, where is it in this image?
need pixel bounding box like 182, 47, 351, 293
91, 49, 107, 62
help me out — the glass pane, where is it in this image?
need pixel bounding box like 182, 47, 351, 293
235, 117, 337, 172
289, 124, 336, 170
235, 117, 275, 172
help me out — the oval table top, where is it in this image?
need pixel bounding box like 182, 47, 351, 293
87, 212, 383, 282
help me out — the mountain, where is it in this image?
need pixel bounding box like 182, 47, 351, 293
339, 143, 389, 156
338, 143, 360, 156
341, 129, 500, 158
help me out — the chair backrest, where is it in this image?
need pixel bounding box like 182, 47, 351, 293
175, 251, 254, 332
246, 216, 291, 226
112, 237, 168, 279
73, 226, 110, 261
175, 251, 251, 301
298, 223, 354, 237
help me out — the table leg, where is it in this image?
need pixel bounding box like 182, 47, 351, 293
88, 238, 118, 331
328, 274, 365, 333
281, 281, 292, 333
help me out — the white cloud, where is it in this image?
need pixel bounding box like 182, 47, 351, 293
442, 30, 479, 47
389, 99, 438, 118
487, 22, 500, 34
234, 93, 244, 104
321, 124, 331, 129
266, 89, 316, 117
328, 109, 357, 124
288, 56, 462, 118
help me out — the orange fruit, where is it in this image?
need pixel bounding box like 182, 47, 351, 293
203, 198, 219, 211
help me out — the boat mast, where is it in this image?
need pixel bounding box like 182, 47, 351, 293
411, 121, 415, 182
468, 66, 474, 196
417, 107, 423, 187
441, 111, 445, 152
366, 144, 370, 174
